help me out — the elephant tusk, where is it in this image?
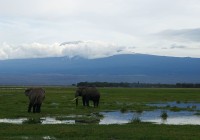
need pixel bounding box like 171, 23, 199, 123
71, 97, 78, 101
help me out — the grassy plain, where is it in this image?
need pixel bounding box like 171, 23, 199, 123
0, 87, 200, 139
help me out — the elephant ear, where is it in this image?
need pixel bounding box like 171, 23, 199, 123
82, 87, 88, 95
76, 86, 86, 95
24, 88, 32, 96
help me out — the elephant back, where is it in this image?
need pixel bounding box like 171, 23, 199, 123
27, 88, 45, 103
86, 87, 100, 97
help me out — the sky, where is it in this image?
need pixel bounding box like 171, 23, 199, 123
0, 0, 200, 59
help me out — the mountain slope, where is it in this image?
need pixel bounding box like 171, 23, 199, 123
0, 54, 200, 85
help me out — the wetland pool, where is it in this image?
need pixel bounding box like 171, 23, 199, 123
100, 110, 200, 125
0, 110, 200, 125
1, 102, 200, 125
147, 101, 200, 110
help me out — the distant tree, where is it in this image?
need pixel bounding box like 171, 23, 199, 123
76, 82, 200, 88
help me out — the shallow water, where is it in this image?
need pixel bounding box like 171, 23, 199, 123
43, 136, 56, 140
0, 118, 27, 124
1, 102, 200, 125
0, 110, 200, 125
147, 101, 200, 110
41, 117, 75, 124
99, 110, 200, 125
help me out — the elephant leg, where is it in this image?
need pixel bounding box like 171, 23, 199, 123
96, 100, 99, 107
36, 104, 41, 113
86, 98, 89, 107
35, 104, 38, 113
33, 104, 37, 113
28, 103, 32, 113
93, 101, 95, 107
82, 97, 86, 106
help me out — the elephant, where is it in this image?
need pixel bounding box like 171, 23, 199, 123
25, 88, 45, 113
74, 87, 100, 107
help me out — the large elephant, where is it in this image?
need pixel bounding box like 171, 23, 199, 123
25, 88, 45, 113
74, 87, 100, 107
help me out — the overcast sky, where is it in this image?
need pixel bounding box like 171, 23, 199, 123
0, 0, 200, 59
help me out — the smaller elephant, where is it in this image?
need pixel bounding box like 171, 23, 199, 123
74, 87, 100, 107
25, 88, 45, 113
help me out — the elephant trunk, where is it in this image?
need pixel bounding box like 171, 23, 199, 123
71, 97, 78, 105
75, 91, 79, 106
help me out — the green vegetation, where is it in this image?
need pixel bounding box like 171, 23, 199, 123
130, 117, 141, 123
0, 87, 200, 139
0, 123, 200, 140
160, 111, 168, 120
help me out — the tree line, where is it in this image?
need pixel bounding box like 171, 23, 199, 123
76, 82, 200, 88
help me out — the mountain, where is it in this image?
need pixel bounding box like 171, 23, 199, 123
0, 54, 200, 85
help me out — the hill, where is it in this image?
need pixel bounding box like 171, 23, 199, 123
0, 54, 200, 85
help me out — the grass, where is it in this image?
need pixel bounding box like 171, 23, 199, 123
0, 87, 200, 139
2, 87, 200, 118
1, 123, 200, 140
160, 111, 168, 120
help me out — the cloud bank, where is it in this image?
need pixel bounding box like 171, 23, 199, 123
1, 31, 200, 60
0, 41, 134, 60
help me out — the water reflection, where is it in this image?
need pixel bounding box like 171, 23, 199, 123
0, 118, 27, 124
41, 117, 75, 124
100, 111, 133, 124
43, 136, 56, 140
23, 118, 41, 124
147, 101, 200, 110
22, 117, 75, 124
100, 110, 200, 125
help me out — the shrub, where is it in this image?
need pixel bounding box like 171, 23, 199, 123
160, 111, 168, 120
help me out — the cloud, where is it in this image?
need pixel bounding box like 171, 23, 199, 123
126, 28, 200, 58
1, 1, 200, 59
0, 41, 135, 60
170, 44, 187, 49
156, 28, 200, 42
1, 0, 200, 44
